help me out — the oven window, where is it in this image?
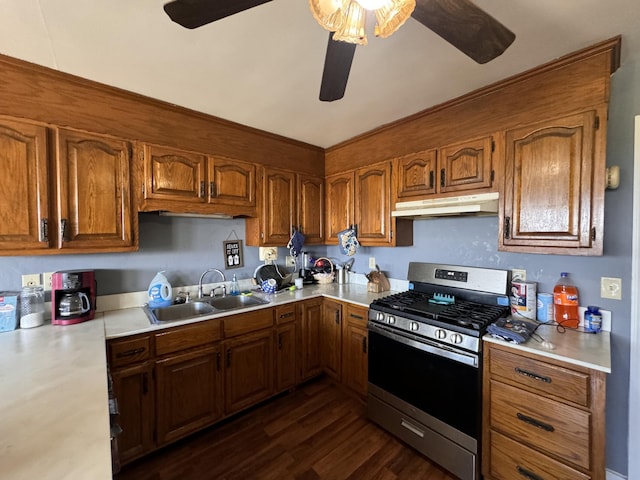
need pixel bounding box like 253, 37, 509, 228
368, 329, 481, 439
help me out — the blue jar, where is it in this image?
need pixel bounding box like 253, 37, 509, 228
584, 306, 602, 333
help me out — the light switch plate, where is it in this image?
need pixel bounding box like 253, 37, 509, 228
601, 277, 622, 300
369, 257, 377, 269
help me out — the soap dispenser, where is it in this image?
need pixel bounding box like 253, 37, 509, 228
230, 274, 240, 296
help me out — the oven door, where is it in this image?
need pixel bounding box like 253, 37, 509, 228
367, 323, 481, 440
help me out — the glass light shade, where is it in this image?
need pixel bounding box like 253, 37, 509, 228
333, 1, 368, 45
355, 0, 389, 10
374, 0, 415, 38
309, 0, 348, 31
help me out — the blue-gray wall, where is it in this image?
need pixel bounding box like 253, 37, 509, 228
1, 44, 637, 477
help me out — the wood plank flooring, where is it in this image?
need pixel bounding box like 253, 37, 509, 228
115, 378, 458, 480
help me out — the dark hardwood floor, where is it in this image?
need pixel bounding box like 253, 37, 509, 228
115, 378, 458, 480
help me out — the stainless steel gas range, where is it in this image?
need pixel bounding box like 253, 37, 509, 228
367, 262, 511, 480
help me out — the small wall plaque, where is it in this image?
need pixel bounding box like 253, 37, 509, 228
223, 240, 244, 269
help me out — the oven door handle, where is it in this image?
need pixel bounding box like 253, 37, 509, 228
368, 322, 479, 368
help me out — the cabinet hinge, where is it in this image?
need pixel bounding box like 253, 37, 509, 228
504, 217, 511, 239
595, 116, 600, 130
592, 227, 596, 241
491, 140, 495, 152
390, 229, 393, 239
490, 170, 495, 182
141, 184, 145, 195
40, 218, 48, 242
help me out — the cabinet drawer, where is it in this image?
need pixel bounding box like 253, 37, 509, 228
490, 380, 590, 469
155, 320, 222, 356
345, 304, 368, 328
490, 348, 590, 406
224, 308, 274, 337
489, 430, 590, 480
274, 304, 296, 325
108, 335, 151, 368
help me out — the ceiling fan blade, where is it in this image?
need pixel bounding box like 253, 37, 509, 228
319, 33, 357, 102
412, 0, 515, 64
164, 0, 272, 29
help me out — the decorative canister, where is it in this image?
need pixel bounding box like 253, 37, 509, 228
20, 285, 45, 328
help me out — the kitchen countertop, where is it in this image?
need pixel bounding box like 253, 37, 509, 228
0, 283, 389, 480
0, 282, 612, 480
484, 322, 611, 373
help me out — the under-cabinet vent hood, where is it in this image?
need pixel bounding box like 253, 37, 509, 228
158, 211, 233, 219
392, 192, 499, 218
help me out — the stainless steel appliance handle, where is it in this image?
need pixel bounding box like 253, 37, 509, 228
368, 322, 479, 368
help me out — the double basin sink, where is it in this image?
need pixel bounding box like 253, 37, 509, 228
145, 294, 269, 324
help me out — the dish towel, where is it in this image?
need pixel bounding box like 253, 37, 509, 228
338, 228, 360, 256
287, 228, 305, 257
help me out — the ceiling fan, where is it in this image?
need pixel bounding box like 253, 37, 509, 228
163, 0, 515, 102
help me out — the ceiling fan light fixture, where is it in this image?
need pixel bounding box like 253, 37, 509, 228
355, 0, 389, 9
373, 0, 415, 38
333, 1, 368, 45
309, 0, 349, 31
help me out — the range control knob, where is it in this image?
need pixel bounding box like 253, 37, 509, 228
387, 316, 396, 325
434, 329, 447, 340
376, 312, 385, 321
450, 333, 463, 344
409, 322, 419, 331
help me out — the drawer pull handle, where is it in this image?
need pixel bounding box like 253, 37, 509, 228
279, 312, 294, 319
116, 347, 145, 358
516, 412, 555, 432
515, 367, 551, 383
516, 466, 544, 480
400, 419, 425, 438
350, 313, 364, 320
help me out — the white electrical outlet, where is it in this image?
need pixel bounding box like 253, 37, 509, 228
285, 256, 296, 267
601, 277, 622, 300
258, 247, 278, 262
21, 274, 41, 287
369, 257, 377, 269
43, 272, 54, 291
512, 269, 526, 281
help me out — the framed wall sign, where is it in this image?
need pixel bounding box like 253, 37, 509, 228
224, 240, 244, 269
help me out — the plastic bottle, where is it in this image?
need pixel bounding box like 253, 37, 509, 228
230, 274, 240, 296
147, 271, 173, 308
584, 306, 602, 333
553, 272, 579, 328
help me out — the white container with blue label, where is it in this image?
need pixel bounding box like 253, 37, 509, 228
147, 271, 173, 308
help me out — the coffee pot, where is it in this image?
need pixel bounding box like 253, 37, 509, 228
58, 292, 91, 317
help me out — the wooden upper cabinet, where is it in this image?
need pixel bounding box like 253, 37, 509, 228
297, 173, 324, 244
246, 166, 296, 246
354, 162, 392, 245
325, 171, 354, 244
0, 117, 50, 252
56, 128, 135, 251
394, 136, 495, 203
208, 157, 255, 208
500, 110, 604, 255
140, 144, 256, 216
142, 144, 206, 203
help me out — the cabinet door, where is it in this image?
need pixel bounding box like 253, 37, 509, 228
439, 136, 493, 193
395, 149, 437, 200
325, 172, 354, 244
143, 143, 207, 203
56, 128, 134, 250
501, 111, 599, 254
354, 163, 392, 245
155, 345, 223, 446
208, 156, 255, 207
297, 173, 324, 244
111, 362, 154, 465
0, 118, 50, 252
299, 298, 323, 381
252, 167, 296, 246
224, 329, 274, 414
276, 322, 297, 392
321, 300, 342, 381
342, 304, 369, 396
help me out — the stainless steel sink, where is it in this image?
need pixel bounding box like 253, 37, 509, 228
203, 295, 269, 311
146, 301, 216, 324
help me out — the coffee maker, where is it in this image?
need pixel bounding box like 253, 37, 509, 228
52, 270, 97, 325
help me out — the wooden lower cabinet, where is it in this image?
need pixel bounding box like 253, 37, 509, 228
275, 304, 298, 392
111, 361, 154, 464
155, 345, 223, 446
321, 300, 342, 380
224, 329, 274, 414
299, 298, 323, 381
482, 341, 606, 480
341, 304, 369, 396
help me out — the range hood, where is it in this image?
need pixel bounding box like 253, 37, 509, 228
392, 192, 499, 218
158, 211, 233, 219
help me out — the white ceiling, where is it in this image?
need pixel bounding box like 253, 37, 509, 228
0, 0, 637, 148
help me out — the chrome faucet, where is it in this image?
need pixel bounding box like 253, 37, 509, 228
198, 268, 226, 299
